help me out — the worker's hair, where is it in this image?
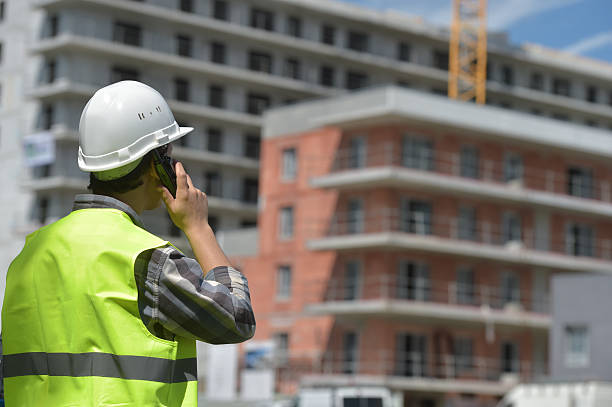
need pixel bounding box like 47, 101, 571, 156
88, 151, 154, 195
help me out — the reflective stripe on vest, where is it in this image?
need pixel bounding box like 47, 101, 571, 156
4, 352, 197, 383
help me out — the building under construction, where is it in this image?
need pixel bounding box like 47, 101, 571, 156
0, 0, 612, 405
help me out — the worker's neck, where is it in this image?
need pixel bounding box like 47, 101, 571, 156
110, 187, 147, 215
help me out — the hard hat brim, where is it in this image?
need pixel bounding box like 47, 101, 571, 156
78, 122, 193, 172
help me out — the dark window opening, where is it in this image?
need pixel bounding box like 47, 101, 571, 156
433, 50, 449, 71
397, 42, 411, 62
553, 78, 571, 97
49, 14, 59, 37
245, 133, 260, 159
250, 8, 274, 31
529, 72, 544, 90
346, 71, 368, 90
567, 167, 593, 199
502, 65, 514, 86
174, 78, 190, 102
321, 24, 335, 45
111, 66, 140, 83
45, 59, 57, 84
208, 85, 225, 108
205, 171, 222, 197
207, 127, 222, 152
176, 34, 193, 57
284, 58, 300, 80
42, 105, 54, 130
213, 0, 228, 20
179, 0, 194, 13
210, 41, 226, 64
113, 21, 142, 47
320, 65, 335, 87
246, 93, 270, 115
248, 51, 273, 73
347, 31, 369, 52
287, 16, 301, 37
242, 178, 259, 204
586, 85, 598, 103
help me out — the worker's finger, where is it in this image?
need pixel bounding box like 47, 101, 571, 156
186, 173, 195, 190
175, 162, 189, 194
161, 186, 174, 206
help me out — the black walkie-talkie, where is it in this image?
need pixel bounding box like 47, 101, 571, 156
152, 147, 177, 198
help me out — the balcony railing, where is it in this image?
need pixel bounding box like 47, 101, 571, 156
310, 274, 548, 314
315, 208, 612, 261
323, 142, 612, 203
273, 350, 532, 385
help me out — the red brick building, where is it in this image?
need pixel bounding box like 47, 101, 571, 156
236, 86, 612, 407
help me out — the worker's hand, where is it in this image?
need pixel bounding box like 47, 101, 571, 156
161, 161, 209, 233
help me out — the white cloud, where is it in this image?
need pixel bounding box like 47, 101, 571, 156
338, 0, 584, 30
564, 31, 612, 55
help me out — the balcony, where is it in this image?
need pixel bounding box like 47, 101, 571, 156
295, 350, 531, 396
308, 209, 612, 274
29, 79, 263, 129
31, 33, 334, 98
172, 146, 259, 173
310, 142, 612, 219
22, 175, 88, 193
305, 275, 550, 330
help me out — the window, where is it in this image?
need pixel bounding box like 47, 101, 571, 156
282, 147, 297, 181
397, 261, 430, 301
244, 133, 260, 159
396, 334, 427, 377
287, 16, 301, 37
242, 178, 258, 204
565, 223, 594, 257
241, 220, 257, 228
213, 0, 228, 20
204, 171, 222, 197
248, 51, 273, 73
501, 342, 519, 373
343, 260, 361, 300
179, 0, 193, 12
502, 212, 521, 244
113, 22, 141, 47
35, 196, 50, 225
402, 136, 433, 170
176, 34, 192, 57
284, 58, 300, 80
346, 198, 363, 234
501, 65, 514, 86
553, 78, 571, 97
503, 152, 522, 183
33, 164, 52, 179
276, 265, 292, 299
342, 332, 358, 374
320, 65, 335, 87
208, 84, 225, 108
609, 91, 612, 107
274, 332, 289, 365
44, 59, 57, 84
111, 66, 140, 83
433, 50, 449, 71
246, 93, 270, 115
585, 120, 598, 128
177, 122, 190, 147
458, 206, 477, 241
207, 127, 222, 152
347, 31, 368, 52
42, 104, 54, 130
401, 199, 432, 235
0, 42, 3, 64
456, 267, 475, 305
0, 1, 5, 21
210, 42, 226, 64
250, 8, 274, 31
460, 145, 479, 179
174, 78, 190, 102
567, 167, 593, 198
279, 206, 294, 239
321, 24, 335, 45
346, 71, 368, 90
453, 338, 473, 373
529, 72, 544, 90
500, 271, 520, 306
397, 42, 411, 62
586, 85, 597, 103
565, 325, 589, 367
49, 14, 59, 37
552, 112, 570, 122
348, 136, 366, 169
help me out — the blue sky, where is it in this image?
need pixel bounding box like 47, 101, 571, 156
337, 0, 612, 63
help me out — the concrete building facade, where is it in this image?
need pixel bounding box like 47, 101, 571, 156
235, 86, 612, 407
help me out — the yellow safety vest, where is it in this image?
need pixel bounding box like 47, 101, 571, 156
2, 208, 197, 406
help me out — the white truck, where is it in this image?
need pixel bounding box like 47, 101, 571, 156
498, 382, 612, 407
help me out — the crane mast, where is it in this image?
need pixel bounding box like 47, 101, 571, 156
449, 0, 487, 104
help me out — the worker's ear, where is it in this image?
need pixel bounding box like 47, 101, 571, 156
149, 158, 160, 181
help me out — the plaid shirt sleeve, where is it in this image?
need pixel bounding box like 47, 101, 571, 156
136, 246, 256, 344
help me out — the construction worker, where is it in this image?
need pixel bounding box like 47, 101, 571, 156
1, 81, 256, 406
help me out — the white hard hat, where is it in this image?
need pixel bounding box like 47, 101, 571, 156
78, 80, 192, 176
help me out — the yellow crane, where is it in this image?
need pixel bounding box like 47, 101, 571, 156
448, 0, 488, 104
